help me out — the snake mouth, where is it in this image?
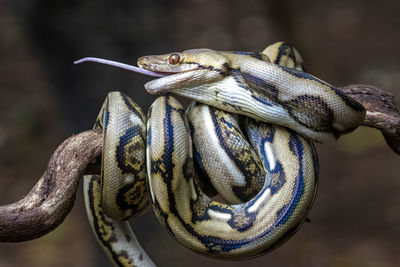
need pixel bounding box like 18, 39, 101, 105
136, 59, 202, 93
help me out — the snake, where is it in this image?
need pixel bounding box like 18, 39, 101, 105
78, 42, 366, 266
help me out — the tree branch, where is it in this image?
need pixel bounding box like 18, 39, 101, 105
0, 129, 102, 242
340, 84, 400, 154
0, 84, 398, 242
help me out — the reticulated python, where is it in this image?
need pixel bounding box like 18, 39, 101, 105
77, 42, 366, 266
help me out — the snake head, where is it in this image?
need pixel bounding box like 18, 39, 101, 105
73, 49, 232, 96
137, 49, 230, 93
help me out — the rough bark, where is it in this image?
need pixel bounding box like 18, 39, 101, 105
0, 129, 102, 242
340, 84, 400, 154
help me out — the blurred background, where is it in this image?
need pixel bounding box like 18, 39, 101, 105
0, 0, 399, 266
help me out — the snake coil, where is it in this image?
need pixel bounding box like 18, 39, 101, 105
79, 42, 365, 266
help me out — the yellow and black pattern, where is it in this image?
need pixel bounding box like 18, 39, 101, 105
188, 102, 265, 204
147, 95, 317, 259
261, 42, 304, 70
98, 92, 148, 220
139, 42, 366, 143
84, 175, 154, 267
78, 42, 366, 266
84, 92, 153, 267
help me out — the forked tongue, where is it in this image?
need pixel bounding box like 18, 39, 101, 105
74, 57, 168, 78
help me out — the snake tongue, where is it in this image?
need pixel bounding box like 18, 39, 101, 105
73, 57, 199, 94
74, 57, 173, 78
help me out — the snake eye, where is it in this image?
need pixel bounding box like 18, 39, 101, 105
169, 53, 180, 65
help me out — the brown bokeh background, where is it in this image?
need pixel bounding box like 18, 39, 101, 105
0, 1, 399, 266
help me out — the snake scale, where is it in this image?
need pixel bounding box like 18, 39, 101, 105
77, 42, 366, 266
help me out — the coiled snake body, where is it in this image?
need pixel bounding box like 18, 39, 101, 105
79, 42, 365, 266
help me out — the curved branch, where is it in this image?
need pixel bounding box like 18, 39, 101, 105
0, 129, 102, 242
0, 84, 399, 242
340, 84, 400, 154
